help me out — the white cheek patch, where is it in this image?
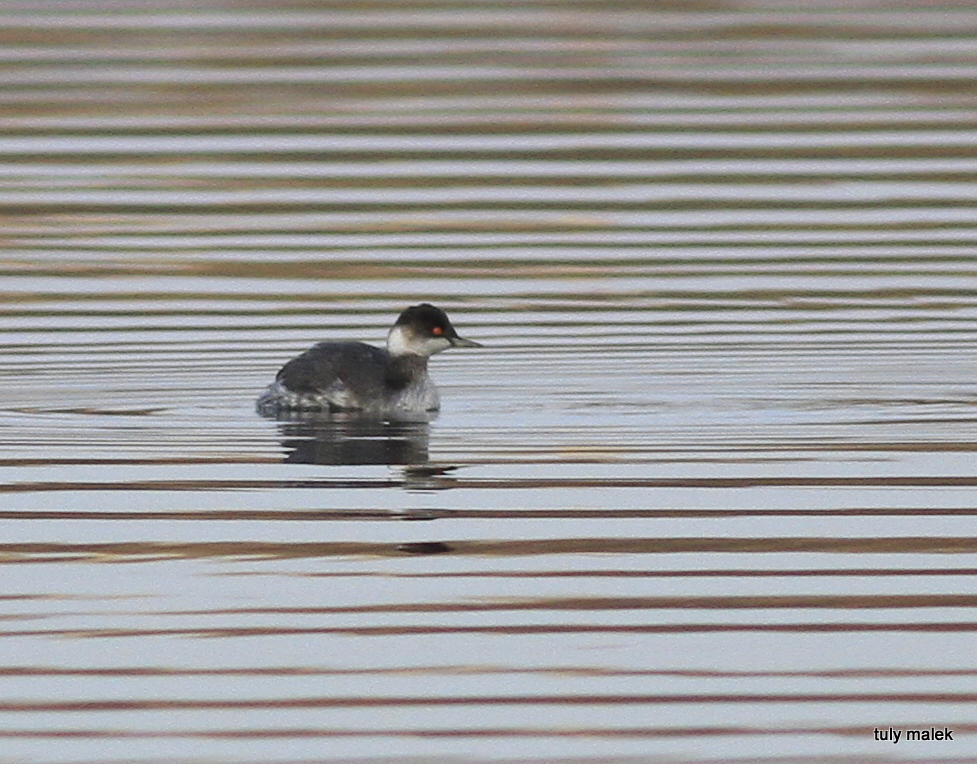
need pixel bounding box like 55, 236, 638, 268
419, 336, 452, 356
387, 326, 452, 357
386, 325, 414, 356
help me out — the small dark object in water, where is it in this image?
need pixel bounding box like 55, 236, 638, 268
396, 541, 452, 555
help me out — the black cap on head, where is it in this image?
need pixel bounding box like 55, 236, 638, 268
395, 303, 453, 334
394, 304, 482, 348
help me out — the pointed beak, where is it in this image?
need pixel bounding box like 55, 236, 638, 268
449, 335, 483, 349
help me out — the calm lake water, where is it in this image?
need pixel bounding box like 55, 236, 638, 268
2, 2, 977, 762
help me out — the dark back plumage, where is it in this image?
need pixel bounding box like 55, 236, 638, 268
277, 342, 389, 398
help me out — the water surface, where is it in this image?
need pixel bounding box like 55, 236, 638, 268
2, 2, 977, 762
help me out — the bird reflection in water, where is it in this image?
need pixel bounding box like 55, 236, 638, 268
271, 410, 434, 466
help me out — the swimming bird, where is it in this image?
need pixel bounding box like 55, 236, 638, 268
256, 304, 482, 417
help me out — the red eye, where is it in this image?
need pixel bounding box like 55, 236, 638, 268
432, 326, 444, 336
